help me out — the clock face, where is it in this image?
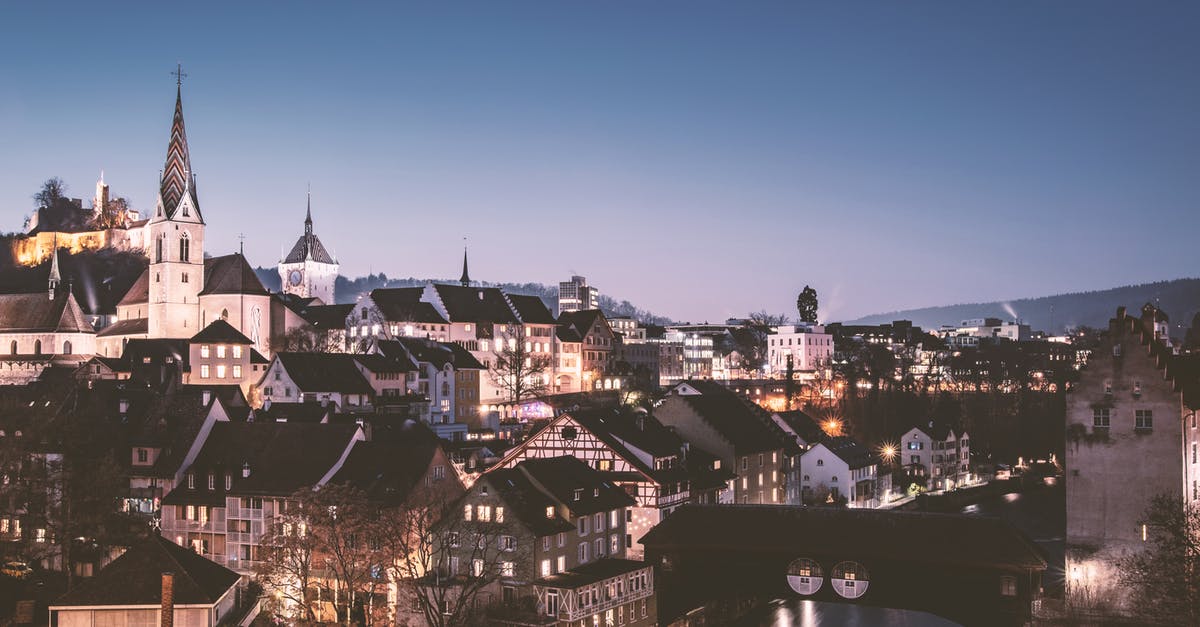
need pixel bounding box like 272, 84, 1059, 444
288, 270, 303, 286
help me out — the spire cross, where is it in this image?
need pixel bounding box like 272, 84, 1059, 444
171, 63, 188, 87
238, 233, 246, 256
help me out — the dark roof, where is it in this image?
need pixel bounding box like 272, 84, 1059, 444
96, 317, 149, 338
250, 401, 330, 423
508, 294, 555, 324
640, 505, 1048, 571
483, 468, 577, 537
670, 381, 798, 455
328, 420, 444, 505
117, 268, 150, 306
820, 436, 877, 470
296, 303, 355, 330
0, 291, 93, 334
370, 288, 448, 324
275, 353, 373, 394
431, 284, 518, 324
558, 309, 609, 338
190, 319, 252, 344
386, 337, 485, 371
773, 409, 826, 445
53, 535, 238, 608
355, 352, 418, 374
199, 254, 268, 296
163, 421, 361, 502
250, 348, 269, 364
533, 558, 649, 589
284, 231, 336, 265
514, 456, 636, 517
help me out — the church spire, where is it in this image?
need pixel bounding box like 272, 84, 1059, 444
460, 243, 471, 288
48, 237, 61, 300
159, 64, 196, 218
305, 187, 313, 237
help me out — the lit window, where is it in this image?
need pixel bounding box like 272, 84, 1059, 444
1000, 576, 1017, 597
200, 345, 210, 358
232, 346, 242, 358
541, 559, 551, 577
233, 365, 242, 378
216, 345, 226, 358
216, 365, 227, 379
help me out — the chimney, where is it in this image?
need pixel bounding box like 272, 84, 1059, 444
161, 572, 175, 627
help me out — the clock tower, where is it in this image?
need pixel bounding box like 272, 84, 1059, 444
279, 192, 338, 304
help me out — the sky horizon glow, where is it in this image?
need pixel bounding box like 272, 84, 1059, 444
2, 2, 1197, 323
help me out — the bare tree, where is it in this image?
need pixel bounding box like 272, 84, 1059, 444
488, 328, 552, 414
376, 486, 525, 627
33, 177, 67, 210
254, 491, 322, 624
1117, 494, 1200, 625
92, 196, 132, 230
277, 326, 345, 354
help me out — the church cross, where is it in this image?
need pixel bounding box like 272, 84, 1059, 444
171, 63, 188, 87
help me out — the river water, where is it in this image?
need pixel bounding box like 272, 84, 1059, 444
736, 483, 1065, 626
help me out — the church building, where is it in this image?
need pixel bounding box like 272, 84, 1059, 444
278, 193, 338, 305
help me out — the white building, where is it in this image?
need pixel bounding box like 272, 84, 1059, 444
939, 318, 1032, 347
799, 436, 879, 507
767, 324, 834, 377
278, 193, 338, 306
900, 423, 971, 489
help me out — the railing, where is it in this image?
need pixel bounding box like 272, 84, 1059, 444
560, 586, 652, 622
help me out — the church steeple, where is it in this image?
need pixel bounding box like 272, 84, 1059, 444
158, 65, 199, 220
460, 245, 471, 288
48, 238, 61, 300
305, 189, 313, 237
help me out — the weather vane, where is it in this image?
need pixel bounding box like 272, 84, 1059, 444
171, 63, 188, 87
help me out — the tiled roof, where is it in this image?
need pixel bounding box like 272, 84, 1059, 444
96, 317, 149, 338
370, 288, 448, 324
386, 337, 484, 371
275, 352, 374, 394
163, 421, 361, 502
640, 504, 1048, 571
190, 320, 252, 344
0, 292, 93, 334
515, 456, 636, 517
52, 535, 238, 607
296, 303, 354, 330
355, 352, 418, 374
117, 268, 150, 306
670, 381, 798, 455
558, 309, 607, 337
484, 468, 577, 537
328, 420, 444, 505
508, 294, 555, 324
250, 401, 330, 424
283, 232, 335, 265
820, 436, 878, 470
432, 284, 519, 324
773, 409, 826, 445
199, 254, 268, 296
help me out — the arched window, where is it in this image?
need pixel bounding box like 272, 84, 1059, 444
220, 308, 229, 321
179, 232, 190, 262
9, 340, 16, 355
63, 340, 72, 354
817, 459, 824, 467
155, 236, 164, 263
33, 340, 42, 355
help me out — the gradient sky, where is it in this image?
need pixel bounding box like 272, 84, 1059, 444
2, 2, 1198, 323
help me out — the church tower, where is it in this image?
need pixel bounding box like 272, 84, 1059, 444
147, 71, 205, 338
279, 191, 338, 304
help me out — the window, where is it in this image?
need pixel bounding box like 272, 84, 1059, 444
217, 345, 226, 358
464, 504, 472, 521
472, 559, 484, 577
232, 365, 242, 378
545, 506, 555, 519
595, 537, 604, 557
579, 516, 589, 535
817, 459, 824, 467
542, 536, 550, 551
1000, 575, 1017, 597
610, 509, 620, 529
501, 561, 514, 577
546, 589, 559, 616
1136, 410, 1153, 430
136, 449, 148, 463
594, 512, 604, 531
496, 506, 504, 522
187, 473, 195, 489
540, 559, 551, 577
579, 542, 589, 563
500, 535, 515, 552
179, 235, 190, 262
225, 473, 232, 490
200, 364, 210, 378
216, 365, 226, 379
477, 505, 491, 522
207, 474, 214, 490
557, 532, 565, 547
557, 555, 565, 572
1093, 408, 1110, 428
232, 345, 242, 359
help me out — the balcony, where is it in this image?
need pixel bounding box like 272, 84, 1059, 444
559, 586, 652, 622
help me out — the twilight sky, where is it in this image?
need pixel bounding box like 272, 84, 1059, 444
1, 2, 1198, 323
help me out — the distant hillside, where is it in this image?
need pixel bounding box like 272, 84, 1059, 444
846, 278, 1200, 335
253, 267, 675, 325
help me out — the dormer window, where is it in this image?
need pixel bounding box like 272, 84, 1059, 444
574, 489, 583, 501
207, 474, 214, 490
225, 473, 232, 490
1104, 381, 1112, 396
545, 506, 554, 519
1133, 381, 1142, 398
1113, 344, 1122, 357
187, 473, 195, 489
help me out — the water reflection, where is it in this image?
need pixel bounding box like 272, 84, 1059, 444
741, 599, 961, 626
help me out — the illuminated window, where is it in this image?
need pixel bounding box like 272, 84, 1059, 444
200, 345, 210, 358
216, 365, 227, 379
1000, 576, 1017, 596
217, 345, 226, 358
464, 504, 472, 521
232, 365, 242, 378
232, 346, 242, 358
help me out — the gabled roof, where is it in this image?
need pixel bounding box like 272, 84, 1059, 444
484, 467, 576, 537
52, 535, 238, 608
355, 352, 418, 374
328, 420, 445, 506
199, 254, 268, 296
283, 203, 336, 266
640, 505, 1048, 571
773, 409, 826, 445
516, 456, 636, 517
190, 319, 252, 345
667, 380, 798, 455
431, 284, 519, 324
250, 401, 330, 424
0, 291, 93, 335
163, 421, 361, 502
274, 352, 373, 394
296, 303, 355, 330
386, 337, 485, 371
508, 294, 555, 324
558, 309, 610, 338
369, 288, 448, 324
